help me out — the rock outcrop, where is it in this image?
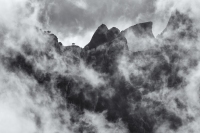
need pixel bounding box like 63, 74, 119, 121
85, 24, 121, 50
121, 21, 154, 38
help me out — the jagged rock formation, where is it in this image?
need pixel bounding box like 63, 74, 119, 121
3, 10, 199, 133
85, 24, 123, 50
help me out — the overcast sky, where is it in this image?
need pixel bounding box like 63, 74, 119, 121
1, 0, 199, 47
38, 0, 173, 47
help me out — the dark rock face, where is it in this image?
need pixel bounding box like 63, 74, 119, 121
107, 27, 120, 41
4, 10, 198, 133
85, 24, 121, 50
85, 24, 108, 50
85, 33, 128, 74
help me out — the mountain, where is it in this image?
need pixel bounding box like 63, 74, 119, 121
158, 10, 198, 39
3, 10, 199, 133
85, 21, 154, 51
121, 21, 154, 38
85, 24, 121, 50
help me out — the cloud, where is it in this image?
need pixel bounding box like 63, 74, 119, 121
2, 0, 200, 132
69, 0, 88, 10
37, 0, 157, 46
154, 0, 200, 34
0, 1, 112, 133
0, 65, 72, 133
81, 111, 128, 133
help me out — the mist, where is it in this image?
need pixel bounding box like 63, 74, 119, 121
1, 0, 200, 133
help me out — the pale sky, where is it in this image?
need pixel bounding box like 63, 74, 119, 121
39, 0, 172, 47
1, 0, 198, 47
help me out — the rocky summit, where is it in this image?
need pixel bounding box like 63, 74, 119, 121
3, 10, 200, 133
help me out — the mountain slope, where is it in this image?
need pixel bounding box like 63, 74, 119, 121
2, 10, 200, 133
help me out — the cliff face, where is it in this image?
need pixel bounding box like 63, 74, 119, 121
3, 10, 200, 133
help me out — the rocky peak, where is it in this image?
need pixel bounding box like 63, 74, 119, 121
121, 21, 154, 38
85, 22, 155, 51
98, 24, 109, 33
120, 22, 154, 50
85, 24, 108, 50
85, 24, 121, 50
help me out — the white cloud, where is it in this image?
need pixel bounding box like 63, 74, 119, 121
82, 111, 128, 133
